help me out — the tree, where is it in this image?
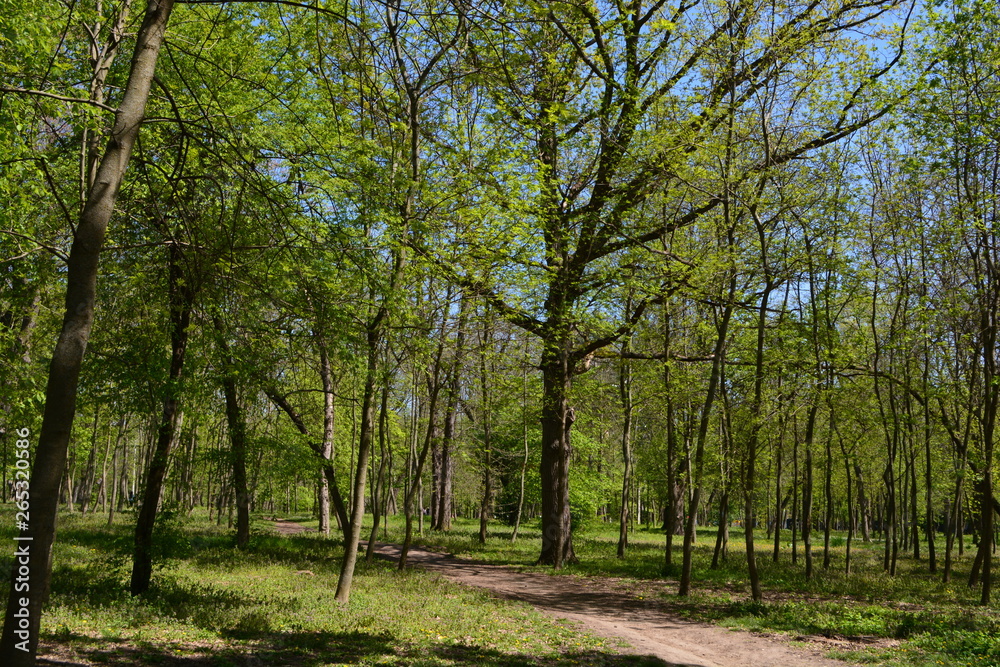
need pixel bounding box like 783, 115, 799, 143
420, 0, 913, 567
1, 0, 174, 661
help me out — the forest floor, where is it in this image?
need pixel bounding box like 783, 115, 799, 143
273, 519, 855, 666
15, 510, 997, 666
368, 541, 861, 667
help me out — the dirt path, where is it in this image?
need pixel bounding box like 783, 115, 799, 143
366, 541, 857, 667
269, 522, 858, 667
271, 518, 316, 536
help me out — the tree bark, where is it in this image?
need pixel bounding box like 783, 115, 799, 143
679, 292, 734, 595
0, 4, 174, 656
79, 405, 101, 514
365, 380, 390, 561
334, 327, 378, 602
617, 328, 634, 559
213, 317, 250, 549
132, 242, 194, 595
803, 404, 817, 580
538, 342, 577, 568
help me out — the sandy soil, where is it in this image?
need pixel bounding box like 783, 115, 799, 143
361, 540, 863, 667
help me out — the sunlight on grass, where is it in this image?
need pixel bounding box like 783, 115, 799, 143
0, 508, 658, 666
373, 514, 1000, 667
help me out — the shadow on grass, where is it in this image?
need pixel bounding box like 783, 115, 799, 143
47, 566, 303, 630
43, 629, 681, 666
189, 533, 342, 572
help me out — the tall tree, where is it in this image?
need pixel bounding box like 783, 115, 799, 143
421, 0, 913, 567
1, 0, 174, 660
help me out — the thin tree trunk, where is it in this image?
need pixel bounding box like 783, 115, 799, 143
679, 290, 735, 596
792, 417, 799, 564
839, 435, 854, 575
400, 343, 444, 569
366, 378, 391, 561
855, 461, 871, 543
478, 315, 496, 544
79, 406, 101, 513
435, 297, 467, 532
334, 328, 380, 602
213, 316, 250, 549
617, 328, 634, 559
803, 404, 818, 580
511, 341, 529, 543
130, 240, 195, 596
107, 435, 120, 526
772, 437, 784, 562
823, 416, 834, 570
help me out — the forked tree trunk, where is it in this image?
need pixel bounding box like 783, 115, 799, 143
1, 2, 174, 659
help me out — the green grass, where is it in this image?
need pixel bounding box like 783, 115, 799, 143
0, 507, 661, 666
371, 515, 1000, 667
6, 506, 1000, 666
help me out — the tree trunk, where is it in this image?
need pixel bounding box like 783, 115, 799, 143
79, 406, 101, 513
791, 419, 799, 564
130, 240, 194, 597
944, 462, 966, 583
712, 487, 729, 569
334, 327, 378, 603
661, 304, 680, 570
434, 295, 467, 532
617, 337, 633, 559
478, 316, 495, 544
803, 404, 818, 580
512, 338, 530, 543
772, 440, 784, 563
841, 440, 854, 574
0, 3, 176, 623
435, 371, 458, 532
365, 380, 390, 562
538, 347, 576, 568
823, 418, 834, 570
855, 462, 871, 543
679, 293, 734, 596
214, 318, 250, 550
745, 272, 774, 599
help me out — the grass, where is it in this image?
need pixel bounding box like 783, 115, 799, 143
0, 507, 661, 666
370, 515, 1000, 667
5, 505, 1000, 666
